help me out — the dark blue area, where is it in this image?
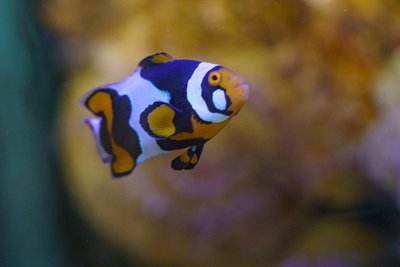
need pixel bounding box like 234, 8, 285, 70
140, 60, 202, 133
140, 60, 200, 111
156, 137, 207, 151
100, 116, 112, 155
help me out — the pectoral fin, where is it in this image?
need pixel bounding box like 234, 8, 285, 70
140, 101, 180, 138
171, 144, 204, 170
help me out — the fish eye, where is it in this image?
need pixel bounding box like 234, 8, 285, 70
208, 71, 221, 86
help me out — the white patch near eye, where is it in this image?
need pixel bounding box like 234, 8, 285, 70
212, 89, 227, 111
187, 63, 229, 123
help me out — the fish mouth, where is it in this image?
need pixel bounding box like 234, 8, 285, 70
233, 82, 247, 90
226, 82, 249, 114
216, 67, 249, 113
233, 82, 249, 101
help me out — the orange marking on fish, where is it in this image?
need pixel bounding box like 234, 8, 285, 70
87, 91, 135, 174
171, 115, 232, 141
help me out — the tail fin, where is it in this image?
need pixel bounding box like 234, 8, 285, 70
84, 117, 113, 163
82, 88, 142, 178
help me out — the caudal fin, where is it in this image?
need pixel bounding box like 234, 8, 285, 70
82, 88, 142, 178
84, 117, 113, 163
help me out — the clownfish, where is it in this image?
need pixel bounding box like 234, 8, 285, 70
82, 52, 249, 177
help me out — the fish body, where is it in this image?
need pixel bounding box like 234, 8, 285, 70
82, 52, 249, 177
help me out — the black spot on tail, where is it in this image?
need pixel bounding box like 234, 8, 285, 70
109, 90, 142, 167
99, 116, 112, 155
88, 88, 142, 172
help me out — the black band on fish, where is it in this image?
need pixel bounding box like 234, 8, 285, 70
156, 137, 208, 151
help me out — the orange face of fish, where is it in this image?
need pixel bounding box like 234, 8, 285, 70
171, 66, 249, 142
208, 67, 249, 115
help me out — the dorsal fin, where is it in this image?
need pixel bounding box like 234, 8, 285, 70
138, 52, 175, 68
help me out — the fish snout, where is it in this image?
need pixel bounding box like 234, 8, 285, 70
227, 81, 249, 114
217, 67, 249, 114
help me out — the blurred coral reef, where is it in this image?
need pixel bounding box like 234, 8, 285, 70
38, 0, 400, 266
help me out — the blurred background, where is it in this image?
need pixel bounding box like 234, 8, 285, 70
1, 0, 400, 266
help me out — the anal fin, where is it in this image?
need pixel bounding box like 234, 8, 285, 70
171, 144, 204, 170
